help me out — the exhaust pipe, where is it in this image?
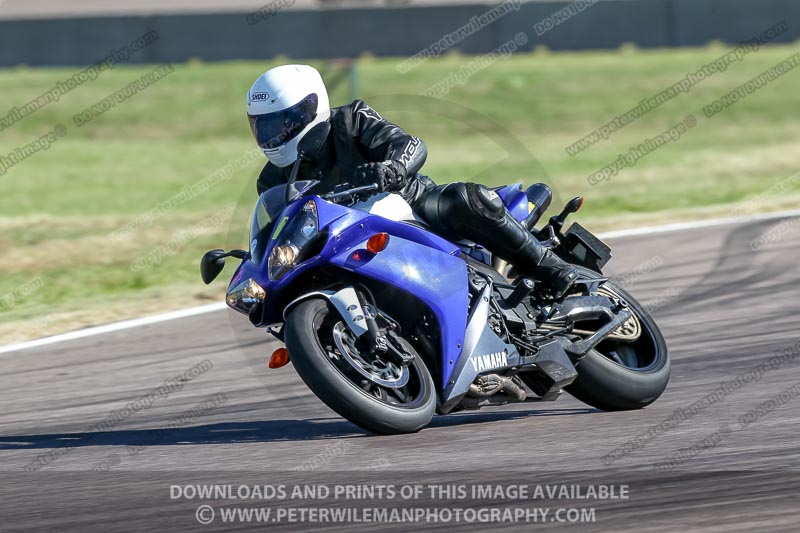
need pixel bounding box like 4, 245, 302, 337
468, 374, 527, 401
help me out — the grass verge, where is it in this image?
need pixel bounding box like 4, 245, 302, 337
2, 44, 800, 342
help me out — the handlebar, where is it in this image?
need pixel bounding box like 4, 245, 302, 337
320, 183, 379, 203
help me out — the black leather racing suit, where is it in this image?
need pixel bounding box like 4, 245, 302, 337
257, 100, 433, 203
256, 100, 577, 292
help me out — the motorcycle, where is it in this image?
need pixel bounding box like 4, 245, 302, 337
201, 123, 670, 434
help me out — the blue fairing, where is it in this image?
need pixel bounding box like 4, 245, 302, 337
236, 193, 471, 388
497, 183, 528, 223
329, 230, 469, 389
320, 201, 469, 388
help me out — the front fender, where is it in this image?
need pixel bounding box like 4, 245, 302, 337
283, 287, 369, 337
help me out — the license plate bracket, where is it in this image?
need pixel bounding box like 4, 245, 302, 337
562, 222, 612, 272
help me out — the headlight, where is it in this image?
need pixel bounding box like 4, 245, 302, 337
268, 244, 299, 279
226, 278, 266, 315
267, 200, 319, 280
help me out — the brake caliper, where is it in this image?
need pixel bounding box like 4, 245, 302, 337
384, 330, 415, 367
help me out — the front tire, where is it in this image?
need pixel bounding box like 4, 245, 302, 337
284, 299, 436, 435
564, 268, 670, 411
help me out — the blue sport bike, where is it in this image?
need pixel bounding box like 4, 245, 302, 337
201, 124, 669, 434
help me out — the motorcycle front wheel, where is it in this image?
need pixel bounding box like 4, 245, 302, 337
284, 298, 436, 435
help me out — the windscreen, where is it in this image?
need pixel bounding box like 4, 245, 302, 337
249, 180, 317, 265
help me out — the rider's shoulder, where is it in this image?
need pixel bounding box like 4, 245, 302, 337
332, 100, 385, 129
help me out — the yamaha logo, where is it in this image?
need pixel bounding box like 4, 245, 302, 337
470, 351, 509, 372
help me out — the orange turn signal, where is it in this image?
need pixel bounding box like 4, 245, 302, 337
269, 348, 290, 369
366, 233, 389, 254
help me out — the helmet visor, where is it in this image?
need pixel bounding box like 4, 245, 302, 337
248, 93, 318, 150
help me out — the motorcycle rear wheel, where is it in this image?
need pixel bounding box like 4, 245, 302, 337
563, 267, 671, 410
284, 298, 436, 435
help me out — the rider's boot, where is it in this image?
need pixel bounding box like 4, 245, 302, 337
488, 211, 579, 299
417, 183, 579, 298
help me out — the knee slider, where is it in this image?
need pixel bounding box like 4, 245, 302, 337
465, 183, 505, 221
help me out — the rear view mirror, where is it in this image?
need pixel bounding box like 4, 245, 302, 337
200, 249, 227, 284
201, 249, 247, 284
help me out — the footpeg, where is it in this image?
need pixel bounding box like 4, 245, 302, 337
506, 277, 535, 308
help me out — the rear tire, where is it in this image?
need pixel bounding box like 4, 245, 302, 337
564, 268, 670, 411
284, 299, 436, 435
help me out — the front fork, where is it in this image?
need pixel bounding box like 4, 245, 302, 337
280, 286, 414, 367
356, 289, 414, 367
359, 294, 386, 353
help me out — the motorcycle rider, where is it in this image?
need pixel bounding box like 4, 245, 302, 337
248, 64, 578, 297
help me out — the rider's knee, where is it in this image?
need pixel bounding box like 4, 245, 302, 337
450, 183, 504, 222
418, 182, 504, 235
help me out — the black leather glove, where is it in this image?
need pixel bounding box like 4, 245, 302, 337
353, 160, 407, 192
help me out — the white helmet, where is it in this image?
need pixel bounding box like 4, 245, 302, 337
247, 64, 331, 167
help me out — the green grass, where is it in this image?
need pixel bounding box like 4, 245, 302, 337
2, 44, 800, 339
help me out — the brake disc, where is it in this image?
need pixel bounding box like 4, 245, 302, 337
573, 285, 642, 342
539, 285, 642, 342
331, 322, 410, 389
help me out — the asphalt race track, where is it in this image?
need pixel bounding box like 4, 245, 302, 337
2, 215, 800, 531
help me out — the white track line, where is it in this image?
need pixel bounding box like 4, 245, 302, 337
598, 208, 800, 240
0, 303, 228, 356
2, 208, 799, 355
